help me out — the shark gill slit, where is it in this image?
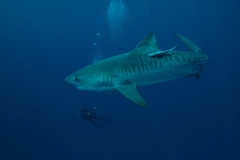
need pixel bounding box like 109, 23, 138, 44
152, 58, 158, 70
148, 60, 153, 70
113, 75, 117, 84
107, 75, 110, 85
174, 55, 180, 61
180, 54, 186, 61
140, 62, 144, 74
125, 65, 130, 78
113, 75, 116, 84
167, 56, 174, 65
128, 64, 133, 77
141, 64, 145, 74
110, 75, 113, 85
124, 66, 129, 77
110, 75, 113, 84
168, 55, 173, 63
158, 59, 163, 69
144, 60, 149, 72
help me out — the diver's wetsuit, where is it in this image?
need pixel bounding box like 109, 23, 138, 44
80, 106, 110, 130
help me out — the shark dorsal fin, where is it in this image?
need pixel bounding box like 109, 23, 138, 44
131, 32, 161, 55
115, 84, 148, 107
173, 33, 202, 53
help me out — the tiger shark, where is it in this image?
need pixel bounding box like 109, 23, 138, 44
65, 32, 208, 107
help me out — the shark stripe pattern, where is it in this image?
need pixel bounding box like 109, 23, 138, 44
65, 32, 208, 107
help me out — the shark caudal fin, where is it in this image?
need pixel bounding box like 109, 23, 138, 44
173, 34, 207, 80
173, 33, 202, 53
115, 84, 148, 107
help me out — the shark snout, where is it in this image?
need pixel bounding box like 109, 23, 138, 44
65, 76, 71, 83
65, 76, 81, 86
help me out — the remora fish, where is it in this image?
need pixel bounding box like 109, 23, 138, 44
65, 32, 208, 107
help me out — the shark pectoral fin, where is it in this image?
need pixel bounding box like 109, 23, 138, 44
115, 84, 148, 107
148, 45, 178, 58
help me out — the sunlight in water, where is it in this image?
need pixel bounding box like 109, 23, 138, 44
107, 0, 127, 41
92, 33, 103, 63
92, 50, 102, 63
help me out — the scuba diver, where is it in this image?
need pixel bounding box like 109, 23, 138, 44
80, 104, 110, 130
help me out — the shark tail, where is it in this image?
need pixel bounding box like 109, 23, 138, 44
173, 33, 202, 53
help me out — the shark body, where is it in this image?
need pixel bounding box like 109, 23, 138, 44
65, 32, 208, 107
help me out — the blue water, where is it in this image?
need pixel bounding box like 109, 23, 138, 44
0, 0, 239, 159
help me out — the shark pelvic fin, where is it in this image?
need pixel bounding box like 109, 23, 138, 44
193, 72, 200, 80
131, 32, 161, 55
148, 45, 178, 58
115, 84, 148, 107
173, 33, 202, 53
187, 68, 203, 80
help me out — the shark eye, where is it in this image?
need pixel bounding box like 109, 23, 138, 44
75, 77, 80, 82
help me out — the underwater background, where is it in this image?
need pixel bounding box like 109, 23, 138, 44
0, 0, 239, 159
